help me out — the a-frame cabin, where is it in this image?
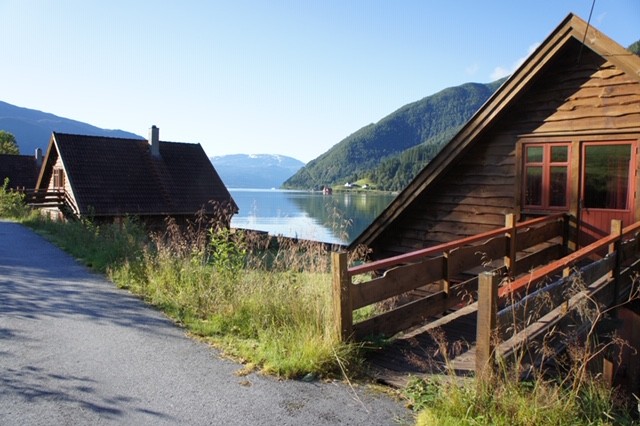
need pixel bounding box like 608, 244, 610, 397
352, 13, 640, 259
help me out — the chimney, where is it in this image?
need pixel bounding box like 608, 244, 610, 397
149, 125, 160, 157
35, 148, 43, 167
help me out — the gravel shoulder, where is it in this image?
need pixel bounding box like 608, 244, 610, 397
0, 221, 411, 425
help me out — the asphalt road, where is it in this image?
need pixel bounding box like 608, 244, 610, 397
0, 221, 410, 425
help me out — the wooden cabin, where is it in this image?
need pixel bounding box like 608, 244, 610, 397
34, 126, 237, 227
351, 13, 640, 259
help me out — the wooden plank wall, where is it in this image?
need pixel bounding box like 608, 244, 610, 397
372, 131, 516, 257
507, 42, 640, 135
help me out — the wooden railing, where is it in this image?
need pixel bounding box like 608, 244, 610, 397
332, 213, 569, 341
23, 189, 65, 207
21, 189, 79, 217
475, 219, 640, 375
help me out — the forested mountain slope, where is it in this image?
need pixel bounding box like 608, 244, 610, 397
283, 79, 505, 190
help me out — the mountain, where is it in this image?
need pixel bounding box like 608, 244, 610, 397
210, 154, 305, 189
0, 100, 143, 155
285, 40, 640, 192
283, 79, 505, 191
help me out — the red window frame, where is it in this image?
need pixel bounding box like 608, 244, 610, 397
522, 143, 570, 210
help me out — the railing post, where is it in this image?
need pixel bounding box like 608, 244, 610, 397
443, 251, 451, 295
609, 219, 623, 307
476, 271, 499, 380
504, 214, 516, 278
332, 251, 352, 341
561, 213, 570, 256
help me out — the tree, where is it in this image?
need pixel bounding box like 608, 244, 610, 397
0, 131, 20, 155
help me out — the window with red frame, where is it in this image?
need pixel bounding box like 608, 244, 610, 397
523, 143, 570, 210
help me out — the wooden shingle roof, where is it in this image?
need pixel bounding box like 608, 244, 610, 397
38, 132, 236, 217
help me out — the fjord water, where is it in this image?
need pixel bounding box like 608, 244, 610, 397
229, 189, 396, 244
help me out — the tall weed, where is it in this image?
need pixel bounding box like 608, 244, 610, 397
34, 205, 363, 379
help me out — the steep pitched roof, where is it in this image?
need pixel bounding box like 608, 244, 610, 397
351, 13, 640, 249
0, 154, 40, 189
37, 132, 236, 217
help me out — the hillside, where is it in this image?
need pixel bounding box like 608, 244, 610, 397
0, 101, 142, 154
283, 79, 505, 190
210, 154, 304, 188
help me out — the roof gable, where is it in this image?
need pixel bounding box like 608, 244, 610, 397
352, 13, 640, 249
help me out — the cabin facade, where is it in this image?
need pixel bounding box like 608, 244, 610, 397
352, 14, 640, 259
34, 126, 237, 227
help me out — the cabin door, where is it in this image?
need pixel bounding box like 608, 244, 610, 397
578, 141, 637, 246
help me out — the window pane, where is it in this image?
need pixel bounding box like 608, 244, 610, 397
549, 166, 567, 207
584, 144, 630, 209
550, 146, 568, 162
526, 146, 543, 163
525, 166, 542, 205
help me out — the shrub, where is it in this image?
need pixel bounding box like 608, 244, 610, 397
0, 178, 30, 218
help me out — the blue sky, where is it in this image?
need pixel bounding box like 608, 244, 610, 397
1, 1, 638, 163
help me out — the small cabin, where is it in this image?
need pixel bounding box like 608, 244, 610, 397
352, 13, 640, 259
34, 126, 237, 228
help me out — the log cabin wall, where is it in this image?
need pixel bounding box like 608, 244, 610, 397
369, 39, 640, 259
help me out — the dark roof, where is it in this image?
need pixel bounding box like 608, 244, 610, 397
0, 154, 39, 189
41, 133, 236, 216
351, 13, 640, 249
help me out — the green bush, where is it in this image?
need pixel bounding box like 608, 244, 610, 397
0, 178, 30, 218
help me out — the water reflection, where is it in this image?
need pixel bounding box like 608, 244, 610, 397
229, 189, 396, 244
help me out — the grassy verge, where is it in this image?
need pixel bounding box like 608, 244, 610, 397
17, 212, 362, 379
406, 373, 634, 426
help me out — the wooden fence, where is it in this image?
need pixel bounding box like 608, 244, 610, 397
476, 219, 640, 375
332, 213, 569, 341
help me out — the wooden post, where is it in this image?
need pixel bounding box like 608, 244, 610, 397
504, 214, 516, 278
561, 213, 570, 256
476, 271, 499, 380
332, 251, 352, 341
609, 220, 623, 307
443, 252, 450, 295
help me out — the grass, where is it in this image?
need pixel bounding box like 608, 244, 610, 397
15, 209, 363, 380
406, 373, 634, 426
